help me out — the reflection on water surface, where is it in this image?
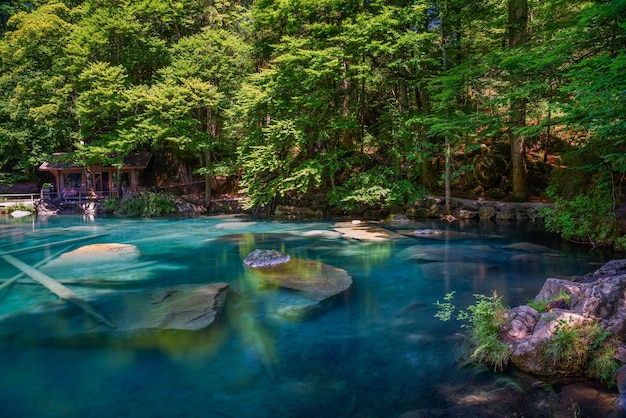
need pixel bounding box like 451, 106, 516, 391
0, 215, 608, 417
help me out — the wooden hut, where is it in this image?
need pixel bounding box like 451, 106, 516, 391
38, 152, 152, 199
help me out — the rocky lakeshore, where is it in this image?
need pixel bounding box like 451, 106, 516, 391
403, 259, 626, 418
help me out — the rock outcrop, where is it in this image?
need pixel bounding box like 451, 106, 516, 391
34, 198, 61, 215
498, 259, 626, 411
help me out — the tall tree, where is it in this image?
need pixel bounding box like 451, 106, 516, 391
0, 2, 77, 181
508, 0, 529, 200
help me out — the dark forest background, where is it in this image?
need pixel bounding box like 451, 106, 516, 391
0, 0, 625, 247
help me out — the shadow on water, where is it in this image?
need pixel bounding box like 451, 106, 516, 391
0, 215, 616, 417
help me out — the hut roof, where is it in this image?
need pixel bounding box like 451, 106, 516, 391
39, 152, 152, 172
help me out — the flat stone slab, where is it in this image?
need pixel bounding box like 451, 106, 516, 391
503, 242, 559, 254
100, 283, 229, 331
297, 230, 343, 239
58, 243, 140, 263
250, 258, 352, 301
333, 222, 407, 242
40, 243, 144, 280
10, 210, 32, 218
0, 283, 229, 340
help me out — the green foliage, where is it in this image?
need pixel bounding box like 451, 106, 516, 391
102, 197, 117, 212
116, 191, 175, 218
586, 330, 620, 388
0, 0, 624, 241
0, 202, 32, 215
543, 319, 589, 370
434, 291, 457, 322
542, 160, 622, 248
328, 166, 423, 211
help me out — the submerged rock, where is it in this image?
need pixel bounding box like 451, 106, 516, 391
333, 222, 408, 242
58, 243, 140, 264
253, 258, 352, 301
243, 251, 352, 320
103, 283, 229, 331
503, 242, 559, 253
41, 243, 143, 280
0, 283, 229, 340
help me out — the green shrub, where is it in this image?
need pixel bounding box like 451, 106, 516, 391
1, 203, 33, 215
103, 198, 117, 212
328, 166, 425, 211
116, 191, 175, 217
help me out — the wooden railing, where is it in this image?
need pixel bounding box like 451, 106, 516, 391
1, 191, 120, 208
0, 193, 38, 208
42, 190, 120, 203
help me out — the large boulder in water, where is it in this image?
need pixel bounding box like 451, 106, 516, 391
100, 282, 229, 331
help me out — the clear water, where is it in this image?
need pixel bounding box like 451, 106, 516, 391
0, 215, 609, 417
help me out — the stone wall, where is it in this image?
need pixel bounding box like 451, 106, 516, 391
273, 194, 552, 222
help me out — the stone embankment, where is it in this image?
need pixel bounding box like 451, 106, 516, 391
273, 194, 552, 222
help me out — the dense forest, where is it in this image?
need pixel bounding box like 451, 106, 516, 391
0, 0, 625, 247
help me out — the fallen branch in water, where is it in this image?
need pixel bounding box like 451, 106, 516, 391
0, 247, 70, 300
1, 254, 116, 329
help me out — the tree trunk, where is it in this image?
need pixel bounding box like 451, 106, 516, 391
508, 0, 529, 200
204, 149, 212, 209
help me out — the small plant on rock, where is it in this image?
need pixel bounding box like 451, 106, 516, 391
435, 291, 512, 371
527, 290, 571, 313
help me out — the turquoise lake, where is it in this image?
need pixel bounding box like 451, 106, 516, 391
0, 215, 609, 417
